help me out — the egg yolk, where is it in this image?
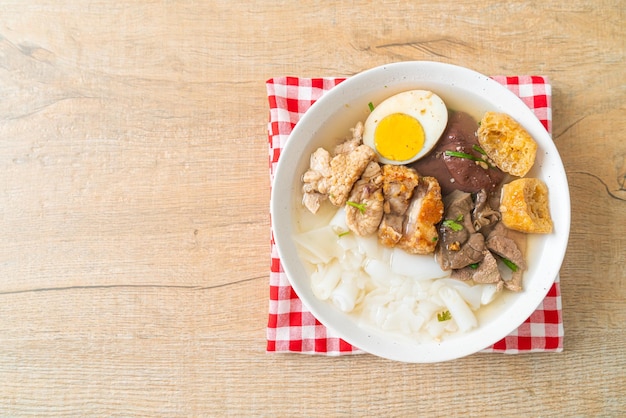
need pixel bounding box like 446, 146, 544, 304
374, 113, 425, 161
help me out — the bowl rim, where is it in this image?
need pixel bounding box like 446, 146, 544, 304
270, 60, 570, 363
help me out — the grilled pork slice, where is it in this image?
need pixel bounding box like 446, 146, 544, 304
302, 148, 332, 213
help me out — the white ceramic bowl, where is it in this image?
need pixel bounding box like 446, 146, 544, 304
270, 61, 570, 363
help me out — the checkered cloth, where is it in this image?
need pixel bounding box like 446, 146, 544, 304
266, 75, 563, 356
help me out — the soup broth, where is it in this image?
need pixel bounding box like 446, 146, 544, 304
292, 88, 528, 342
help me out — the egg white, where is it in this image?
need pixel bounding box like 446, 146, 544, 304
363, 90, 448, 165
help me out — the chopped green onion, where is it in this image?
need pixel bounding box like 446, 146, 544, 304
437, 310, 452, 322
432, 236, 438, 242
444, 150, 478, 160
368, 102, 375, 112
338, 231, 350, 237
444, 150, 494, 168
469, 263, 479, 269
472, 144, 488, 155
346, 201, 367, 213
442, 219, 463, 232
502, 258, 519, 272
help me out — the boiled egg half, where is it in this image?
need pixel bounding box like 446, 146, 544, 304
363, 90, 448, 165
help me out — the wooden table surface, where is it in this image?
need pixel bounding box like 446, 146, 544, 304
1, 1, 624, 416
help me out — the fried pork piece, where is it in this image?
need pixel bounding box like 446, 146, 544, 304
397, 176, 444, 255
377, 165, 420, 247
301, 122, 376, 213
345, 161, 384, 236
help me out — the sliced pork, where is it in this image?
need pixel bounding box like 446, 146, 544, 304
345, 161, 384, 236
302, 148, 332, 213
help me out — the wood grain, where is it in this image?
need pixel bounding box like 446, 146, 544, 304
0, 0, 624, 415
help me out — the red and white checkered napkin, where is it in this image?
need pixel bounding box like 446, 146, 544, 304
266, 75, 563, 356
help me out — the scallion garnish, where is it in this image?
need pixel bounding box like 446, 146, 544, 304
444, 150, 494, 168
472, 144, 488, 155
444, 150, 477, 160
469, 263, 479, 269
368, 102, 375, 112
501, 258, 519, 272
346, 201, 367, 213
437, 310, 452, 322
442, 219, 463, 232
442, 214, 464, 231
